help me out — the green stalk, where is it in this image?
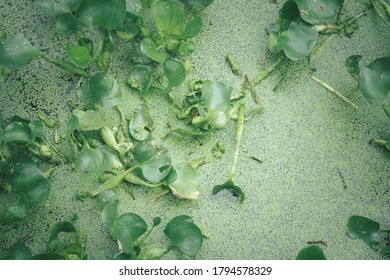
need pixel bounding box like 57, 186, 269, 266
38, 53, 88, 77
252, 57, 283, 86
42, 137, 70, 162
379, 0, 390, 16
370, 139, 387, 146
230, 103, 246, 178
370, 0, 390, 25
311, 75, 358, 110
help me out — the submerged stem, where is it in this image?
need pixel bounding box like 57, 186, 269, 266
230, 103, 246, 178
311, 75, 358, 110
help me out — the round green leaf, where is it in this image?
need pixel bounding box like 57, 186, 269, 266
164, 215, 203, 256
165, 163, 200, 200
347, 215, 381, 250
129, 103, 154, 141
77, 0, 127, 30
38, 0, 82, 16
66, 43, 92, 68
0, 34, 39, 70
294, 0, 344, 25
359, 56, 390, 105
200, 80, 233, 112
113, 213, 147, 256
163, 58, 186, 93
140, 38, 167, 63
127, 65, 154, 95
296, 245, 327, 260
79, 72, 122, 108
11, 165, 50, 207
151, 0, 184, 36
182, 15, 202, 38
3, 122, 35, 144
278, 18, 318, 60
126, 0, 143, 16
75, 145, 117, 173
102, 199, 119, 228
178, 41, 196, 56
133, 139, 172, 183
345, 55, 362, 81
56, 13, 79, 35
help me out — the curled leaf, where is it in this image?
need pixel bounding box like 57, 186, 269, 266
165, 163, 200, 199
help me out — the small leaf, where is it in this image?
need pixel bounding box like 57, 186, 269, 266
66, 43, 92, 68
205, 110, 228, 129
182, 15, 202, 38
0, 34, 39, 70
75, 145, 117, 173
38, 0, 82, 16
347, 215, 382, 250
293, 0, 344, 25
166, 128, 208, 139
56, 13, 79, 35
345, 55, 362, 81
164, 215, 203, 255
77, 0, 127, 30
140, 38, 167, 63
98, 190, 116, 207
48, 221, 76, 252
163, 58, 186, 93
127, 65, 154, 95
29, 120, 44, 139
7, 192, 29, 218
113, 213, 147, 256
296, 245, 327, 260
129, 103, 154, 141
102, 199, 119, 228
178, 41, 197, 56
151, 0, 184, 36
3, 122, 35, 144
359, 56, 390, 105
212, 179, 245, 203
153, 217, 161, 227
3, 242, 32, 260
200, 80, 233, 112
165, 163, 200, 200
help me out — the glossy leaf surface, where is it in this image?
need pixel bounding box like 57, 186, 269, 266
163, 58, 186, 93
3, 122, 35, 144
152, 0, 184, 36
200, 80, 233, 112
294, 0, 344, 25
75, 145, 117, 173
38, 0, 82, 16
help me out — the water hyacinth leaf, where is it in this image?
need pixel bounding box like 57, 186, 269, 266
98, 190, 116, 208
163, 58, 186, 93
113, 213, 147, 256
347, 215, 382, 250
133, 139, 172, 183
66, 43, 92, 68
140, 38, 167, 63
278, 0, 300, 32
79, 72, 121, 108
0, 34, 39, 70
200, 80, 233, 112
212, 179, 245, 203
152, 0, 184, 36
11, 165, 51, 207
127, 65, 154, 95
278, 18, 318, 60
117, 13, 140, 39
70, 110, 106, 131
153, 217, 161, 227
48, 221, 77, 252
2, 242, 32, 260
166, 128, 208, 139
7, 192, 29, 218
102, 199, 119, 228
359, 56, 390, 105
296, 245, 327, 260
113, 252, 136, 260
164, 215, 203, 255
129, 103, 154, 141
3, 122, 35, 144
294, 0, 344, 25
165, 163, 200, 199
182, 15, 202, 38
178, 41, 196, 56
77, 0, 127, 30
37, 0, 82, 16
187, 0, 213, 12
126, 0, 143, 16
56, 13, 79, 35
345, 55, 362, 81
75, 145, 116, 173
205, 110, 228, 129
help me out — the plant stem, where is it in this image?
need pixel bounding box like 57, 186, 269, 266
379, 0, 390, 16
252, 57, 283, 86
245, 75, 261, 105
42, 137, 70, 162
370, 139, 387, 146
311, 75, 358, 110
38, 53, 89, 77
230, 103, 246, 177
370, 0, 390, 25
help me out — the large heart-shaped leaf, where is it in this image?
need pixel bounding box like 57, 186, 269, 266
140, 38, 167, 63
278, 18, 318, 60
127, 65, 154, 95
165, 163, 200, 200
37, 0, 82, 16
359, 56, 390, 105
3, 122, 35, 144
79, 72, 121, 108
347, 215, 382, 250
164, 215, 203, 256
133, 139, 172, 183
200, 80, 233, 112
0, 34, 39, 70
163, 58, 186, 93
129, 103, 154, 141
75, 145, 118, 173
77, 0, 127, 30
296, 245, 327, 260
66, 43, 92, 68
113, 213, 147, 256
294, 0, 344, 25
151, 0, 184, 36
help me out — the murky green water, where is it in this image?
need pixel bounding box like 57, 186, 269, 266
0, 0, 389, 259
